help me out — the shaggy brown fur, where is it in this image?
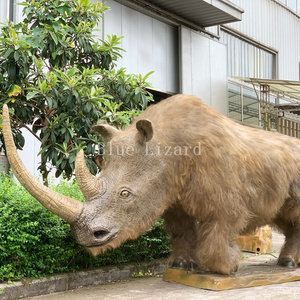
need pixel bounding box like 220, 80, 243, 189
125, 94, 300, 274
5, 94, 300, 275
85, 94, 300, 274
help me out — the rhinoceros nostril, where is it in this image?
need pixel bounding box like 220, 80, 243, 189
94, 230, 110, 240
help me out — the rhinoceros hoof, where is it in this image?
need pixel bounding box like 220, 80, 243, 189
277, 257, 295, 267
171, 258, 188, 269
171, 258, 200, 272
188, 260, 200, 272
232, 264, 239, 273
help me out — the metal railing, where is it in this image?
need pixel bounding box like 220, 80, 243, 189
227, 79, 300, 136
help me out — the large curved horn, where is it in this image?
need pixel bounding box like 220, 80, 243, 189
75, 150, 102, 200
2, 105, 83, 224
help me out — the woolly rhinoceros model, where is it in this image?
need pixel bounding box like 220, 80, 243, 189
2, 94, 300, 275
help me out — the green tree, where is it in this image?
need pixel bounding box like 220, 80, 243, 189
0, 0, 153, 182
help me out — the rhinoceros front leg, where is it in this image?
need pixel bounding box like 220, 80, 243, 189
196, 221, 241, 275
163, 205, 241, 275
163, 205, 200, 271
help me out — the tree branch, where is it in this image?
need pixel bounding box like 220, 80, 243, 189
19, 123, 42, 142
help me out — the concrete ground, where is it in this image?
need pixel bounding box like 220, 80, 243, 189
24, 276, 300, 300
24, 232, 300, 300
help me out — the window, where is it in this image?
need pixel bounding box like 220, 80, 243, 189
220, 29, 276, 79
221, 29, 277, 125
228, 80, 278, 128
276, 0, 300, 14
228, 82, 259, 126
287, 0, 297, 11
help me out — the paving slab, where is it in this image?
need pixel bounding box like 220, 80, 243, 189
25, 272, 300, 300
3, 231, 300, 300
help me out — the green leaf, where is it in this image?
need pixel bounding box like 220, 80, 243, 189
143, 70, 155, 81
52, 21, 62, 33
14, 51, 20, 61
55, 169, 62, 178
38, 144, 51, 156
46, 96, 54, 108
7, 63, 17, 80
66, 68, 77, 76
26, 91, 38, 100
15, 132, 25, 149
7, 84, 22, 97
49, 31, 58, 45
68, 128, 74, 138
57, 4, 72, 16
40, 133, 49, 145
50, 132, 56, 145
3, 48, 14, 59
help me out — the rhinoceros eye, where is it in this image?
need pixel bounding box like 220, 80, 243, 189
120, 190, 131, 198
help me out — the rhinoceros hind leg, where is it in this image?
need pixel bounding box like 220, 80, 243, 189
277, 234, 300, 268
277, 256, 296, 267
274, 199, 300, 268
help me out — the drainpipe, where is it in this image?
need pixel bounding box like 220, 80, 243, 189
9, 0, 14, 21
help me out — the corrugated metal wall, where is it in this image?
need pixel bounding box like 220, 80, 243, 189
225, 0, 300, 80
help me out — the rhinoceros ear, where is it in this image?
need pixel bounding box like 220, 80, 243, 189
92, 124, 119, 141
136, 119, 153, 143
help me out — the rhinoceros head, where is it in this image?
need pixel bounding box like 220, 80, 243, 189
2, 105, 167, 256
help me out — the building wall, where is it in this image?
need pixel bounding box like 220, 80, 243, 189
100, 0, 228, 114
226, 0, 300, 80
100, 0, 179, 93
180, 26, 228, 114
0, 1, 10, 22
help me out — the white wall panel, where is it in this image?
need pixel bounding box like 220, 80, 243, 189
14, 0, 23, 23
102, 0, 122, 38
121, 5, 138, 72
210, 41, 228, 114
101, 0, 179, 93
0, 1, 9, 22
136, 13, 153, 77
153, 20, 168, 90
180, 26, 227, 115
190, 31, 211, 102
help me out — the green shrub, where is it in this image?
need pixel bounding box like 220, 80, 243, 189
0, 174, 169, 282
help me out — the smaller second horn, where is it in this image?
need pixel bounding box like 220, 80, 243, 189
75, 150, 102, 200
